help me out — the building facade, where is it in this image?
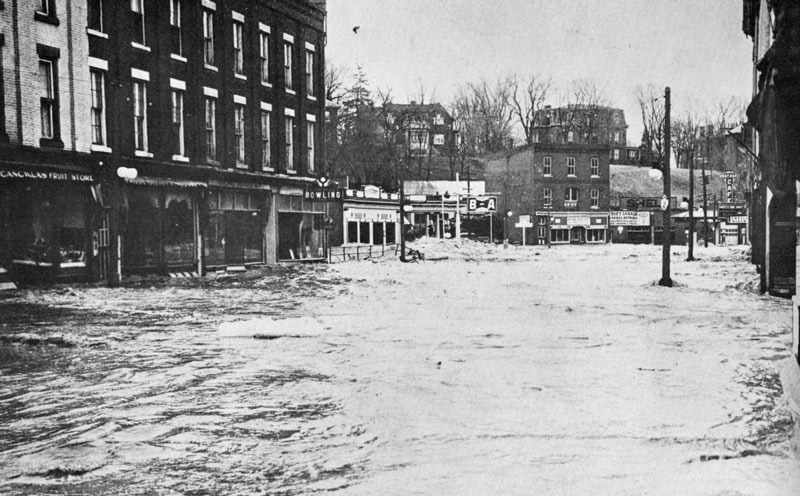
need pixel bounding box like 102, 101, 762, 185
743, 0, 800, 456
1, 0, 328, 284
531, 105, 640, 166
484, 144, 611, 245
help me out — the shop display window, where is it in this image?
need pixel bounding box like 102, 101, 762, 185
8, 185, 87, 267
164, 192, 194, 265
278, 212, 323, 260
385, 222, 396, 244
125, 189, 161, 267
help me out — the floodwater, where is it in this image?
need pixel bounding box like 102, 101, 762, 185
0, 244, 798, 495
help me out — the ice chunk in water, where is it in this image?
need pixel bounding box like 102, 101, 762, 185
218, 316, 324, 339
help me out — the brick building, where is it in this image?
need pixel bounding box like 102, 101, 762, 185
484, 143, 611, 245
1, 0, 328, 284
531, 105, 640, 166
0, 0, 101, 283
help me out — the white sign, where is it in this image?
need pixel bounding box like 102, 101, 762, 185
344, 208, 399, 223
728, 216, 747, 224
610, 211, 651, 226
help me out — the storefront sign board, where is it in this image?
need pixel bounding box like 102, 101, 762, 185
0, 169, 94, 182
610, 211, 651, 226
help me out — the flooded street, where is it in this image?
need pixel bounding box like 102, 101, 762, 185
1, 243, 799, 495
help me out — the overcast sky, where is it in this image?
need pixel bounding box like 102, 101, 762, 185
326, 0, 753, 145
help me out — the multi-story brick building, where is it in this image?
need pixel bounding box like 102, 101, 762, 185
1, 0, 328, 284
381, 102, 456, 158
531, 105, 640, 166
484, 143, 610, 245
0, 0, 101, 283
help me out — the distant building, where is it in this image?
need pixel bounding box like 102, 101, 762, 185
531, 105, 640, 166
483, 144, 611, 245
381, 102, 456, 158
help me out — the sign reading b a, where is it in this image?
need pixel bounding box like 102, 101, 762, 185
468, 196, 497, 212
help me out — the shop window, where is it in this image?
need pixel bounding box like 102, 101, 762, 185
551, 229, 570, 243
373, 223, 385, 245
587, 229, 605, 243
8, 185, 87, 268
278, 212, 323, 260
163, 192, 194, 265
125, 189, 161, 268
347, 222, 358, 243
385, 222, 396, 244
359, 222, 370, 245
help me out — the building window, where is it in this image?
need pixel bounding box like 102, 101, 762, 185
285, 115, 294, 171
567, 130, 574, 143
170, 0, 182, 56
543, 156, 552, 175
203, 9, 215, 66
628, 149, 638, 160
591, 188, 600, 208
39, 60, 55, 139
307, 121, 315, 173
171, 90, 185, 157
567, 157, 575, 176
614, 131, 622, 143
305, 49, 314, 97
591, 157, 599, 176
565, 187, 579, 202
433, 114, 444, 126
133, 80, 148, 152
613, 148, 621, 161
433, 134, 445, 146
205, 96, 217, 161
261, 109, 271, 169
131, 0, 145, 46
234, 103, 245, 165
90, 69, 106, 145
543, 188, 552, 207
260, 31, 269, 84
284, 39, 293, 90
88, 0, 103, 32
233, 20, 244, 75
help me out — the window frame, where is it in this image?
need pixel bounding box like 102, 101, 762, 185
234, 102, 246, 166
259, 29, 270, 85
543, 156, 552, 176
567, 157, 576, 176
131, 74, 149, 155
283, 37, 294, 91
565, 187, 579, 202
591, 157, 599, 177
307, 120, 315, 173
590, 188, 600, 208
232, 19, 244, 76
543, 188, 552, 207
36, 45, 62, 148
169, 0, 183, 57
305, 48, 314, 98
285, 114, 295, 171
204, 94, 217, 162
90, 68, 106, 147
260, 105, 271, 170
171, 88, 185, 158
131, 0, 146, 46
39, 59, 55, 140
88, 0, 103, 33
203, 9, 215, 67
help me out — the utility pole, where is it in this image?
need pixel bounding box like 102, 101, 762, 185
659, 87, 673, 287
399, 181, 408, 262
702, 130, 710, 248
687, 145, 695, 261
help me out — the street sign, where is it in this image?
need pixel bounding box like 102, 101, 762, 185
467, 196, 497, 212
660, 196, 669, 211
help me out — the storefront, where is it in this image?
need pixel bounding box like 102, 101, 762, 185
276, 189, 326, 261
0, 166, 100, 282
122, 178, 204, 275
537, 212, 609, 245
204, 187, 269, 269
341, 186, 399, 246
609, 210, 653, 244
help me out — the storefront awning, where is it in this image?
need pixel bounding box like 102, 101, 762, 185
125, 177, 207, 188
208, 179, 272, 190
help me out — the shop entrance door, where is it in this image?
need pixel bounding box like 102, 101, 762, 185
571, 227, 585, 243
224, 211, 246, 265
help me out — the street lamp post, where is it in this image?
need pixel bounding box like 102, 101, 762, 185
504, 209, 513, 248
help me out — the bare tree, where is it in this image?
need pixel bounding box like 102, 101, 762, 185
324, 61, 347, 104
508, 73, 551, 145
672, 108, 702, 170
636, 84, 667, 167
451, 78, 515, 157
